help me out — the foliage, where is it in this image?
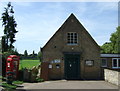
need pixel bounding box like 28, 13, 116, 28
19, 60, 40, 70
101, 42, 113, 53
12, 80, 23, 84
24, 50, 28, 57
32, 50, 35, 56
2, 49, 19, 58
2, 83, 17, 90
101, 26, 120, 53
35, 77, 44, 82
38, 51, 42, 61
1, 2, 18, 52
0, 76, 2, 83
2, 81, 23, 90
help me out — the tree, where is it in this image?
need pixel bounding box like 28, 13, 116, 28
101, 26, 120, 53
24, 50, 28, 57
1, 2, 18, 52
32, 50, 35, 57
101, 42, 113, 53
1, 36, 8, 52
38, 51, 42, 61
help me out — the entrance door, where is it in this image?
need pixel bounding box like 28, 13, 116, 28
64, 53, 80, 80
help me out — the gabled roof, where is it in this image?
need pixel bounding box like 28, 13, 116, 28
42, 13, 99, 50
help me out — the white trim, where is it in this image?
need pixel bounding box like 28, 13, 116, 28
67, 32, 78, 45
101, 54, 120, 58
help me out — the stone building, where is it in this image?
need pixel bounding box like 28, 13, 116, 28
40, 13, 101, 80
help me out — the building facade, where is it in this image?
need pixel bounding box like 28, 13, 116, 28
101, 54, 120, 70
41, 14, 101, 80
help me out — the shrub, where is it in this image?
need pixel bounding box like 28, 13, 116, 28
35, 77, 44, 82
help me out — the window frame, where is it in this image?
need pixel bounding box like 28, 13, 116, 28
67, 32, 78, 45
112, 58, 120, 69
101, 58, 107, 67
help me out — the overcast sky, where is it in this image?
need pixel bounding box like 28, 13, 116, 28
0, 1, 118, 54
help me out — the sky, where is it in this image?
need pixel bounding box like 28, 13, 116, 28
0, 1, 118, 54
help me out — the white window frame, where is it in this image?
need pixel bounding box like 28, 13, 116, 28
67, 32, 78, 45
101, 58, 107, 67
112, 58, 120, 68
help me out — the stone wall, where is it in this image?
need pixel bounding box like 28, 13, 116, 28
104, 69, 120, 86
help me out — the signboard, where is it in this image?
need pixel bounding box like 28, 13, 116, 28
85, 60, 94, 66
51, 59, 61, 63
49, 64, 52, 68
54, 59, 61, 63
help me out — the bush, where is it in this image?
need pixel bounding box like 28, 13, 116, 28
35, 77, 44, 82
2, 83, 17, 90
13, 80, 23, 84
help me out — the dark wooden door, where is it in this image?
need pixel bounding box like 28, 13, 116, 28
64, 54, 80, 79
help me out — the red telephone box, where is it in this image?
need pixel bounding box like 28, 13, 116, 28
6, 55, 20, 79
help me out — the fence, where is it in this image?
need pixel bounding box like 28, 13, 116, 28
21, 64, 41, 82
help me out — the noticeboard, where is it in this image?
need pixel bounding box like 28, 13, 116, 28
85, 60, 94, 66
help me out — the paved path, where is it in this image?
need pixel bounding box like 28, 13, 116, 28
17, 80, 118, 89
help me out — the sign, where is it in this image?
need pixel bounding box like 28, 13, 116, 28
54, 59, 61, 63
51, 59, 61, 63
85, 60, 94, 66
49, 64, 52, 68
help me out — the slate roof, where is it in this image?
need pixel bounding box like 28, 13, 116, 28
100, 54, 120, 58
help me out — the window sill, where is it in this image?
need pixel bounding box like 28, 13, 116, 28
112, 67, 120, 69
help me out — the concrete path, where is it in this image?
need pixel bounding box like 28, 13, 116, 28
17, 80, 118, 90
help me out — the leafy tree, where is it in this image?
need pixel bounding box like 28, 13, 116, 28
118, 27, 120, 53
101, 42, 113, 53
32, 50, 35, 57
101, 26, 120, 53
38, 51, 42, 61
1, 2, 18, 52
24, 50, 28, 57
1, 36, 8, 52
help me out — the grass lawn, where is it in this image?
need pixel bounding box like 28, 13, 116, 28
19, 60, 40, 70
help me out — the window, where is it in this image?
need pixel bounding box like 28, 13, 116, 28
67, 32, 78, 45
112, 58, 120, 68
7, 61, 11, 63
119, 59, 120, 67
101, 59, 107, 67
